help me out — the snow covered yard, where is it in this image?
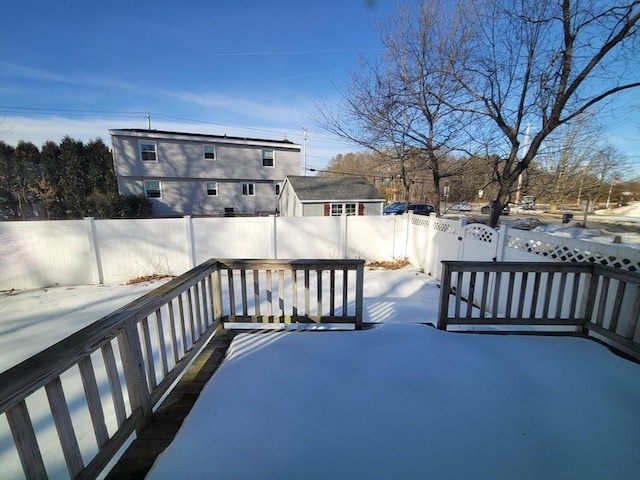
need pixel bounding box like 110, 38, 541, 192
1, 267, 639, 479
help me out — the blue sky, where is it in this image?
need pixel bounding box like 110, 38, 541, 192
0, 0, 638, 176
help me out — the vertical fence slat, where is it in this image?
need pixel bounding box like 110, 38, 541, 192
292, 269, 298, 316
624, 285, 640, 340
466, 272, 476, 318
569, 272, 582, 318
305, 270, 310, 316
266, 269, 273, 316
45, 376, 84, 478
316, 270, 323, 318
78, 356, 110, 447
187, 289, 197, 343
177, 293, 189, 352
6, 400, 47, 479
505, 272, 516, 318
491, 271, 502, 317
330, 270, 336, 316
455, 272, 464, 318
154, 309, 169, 377
542, 272, 554, 319
193, 282, 204, 336
101, 342, 127, 427
343, 269, 348, 316
609, 280, 626, 333
140, 317, 157, 390
253, 270, 261, 318
529, 272, 542, 318
167, 300, 179, 364
227, 270, 236, 317
479, 271, 490, 318
595, 276, 610, 327
213, 266, 223, 324
517, 272, 528, 319
200, 279, 210, 329
555, 272, 568, 319
279, 270, 285, 316
240, 270, 248, 317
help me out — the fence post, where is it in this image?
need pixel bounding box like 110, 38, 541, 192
272, 215, 278, 259
84, 217, 103, 285
457, 217, 467, 261
341, 214, 348, 258
495, 225, 508, 262
184, 216, 196, 268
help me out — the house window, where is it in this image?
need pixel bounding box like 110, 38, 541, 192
262, 149, 274, 167
203, 145, 216, 160
144, 180, 161, 198
206, 181, 218, 196
275, 183, 281, 196
330, 204, 343, 216
242, 183, 255, 196
139, 142, 157, 162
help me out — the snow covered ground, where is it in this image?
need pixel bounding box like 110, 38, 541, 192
1, 268, 639, 479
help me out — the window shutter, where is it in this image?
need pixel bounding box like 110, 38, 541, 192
358, 203, 365, 215
324, 203, 330, 216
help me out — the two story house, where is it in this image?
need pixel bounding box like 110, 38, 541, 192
109, 129, 301, 217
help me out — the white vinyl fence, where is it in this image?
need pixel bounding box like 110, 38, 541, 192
1, 214, 638, 290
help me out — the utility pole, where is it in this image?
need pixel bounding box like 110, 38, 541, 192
302, 127, 307, 176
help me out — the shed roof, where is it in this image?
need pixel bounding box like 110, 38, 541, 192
285, 175, 383, 202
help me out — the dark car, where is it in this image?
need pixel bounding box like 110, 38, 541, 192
480, 201, 510, 215
383, 203, 435, 216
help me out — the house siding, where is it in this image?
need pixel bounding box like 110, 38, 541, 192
111, 130, 299, 216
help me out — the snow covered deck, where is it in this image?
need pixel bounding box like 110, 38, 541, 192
1, 265, 639, 479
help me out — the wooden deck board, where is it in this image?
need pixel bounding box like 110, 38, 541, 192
105, 329, 238, 480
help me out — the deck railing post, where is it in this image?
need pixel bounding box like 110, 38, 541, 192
118, 319, 152, 431
355, 262, 364, 330
437, 262, 453, 330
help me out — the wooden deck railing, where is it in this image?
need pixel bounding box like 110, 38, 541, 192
0, 258, 364, 479
438, 261, 640, 361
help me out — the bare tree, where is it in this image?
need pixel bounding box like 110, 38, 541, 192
317, 0, 475, 213
454, 0, 640, 225
321, 0, 639, 225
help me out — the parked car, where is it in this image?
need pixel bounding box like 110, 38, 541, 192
382, 202, 404, 214
383, 203, 435, 216
480, 201, 510, 215
452, 202, 472, 212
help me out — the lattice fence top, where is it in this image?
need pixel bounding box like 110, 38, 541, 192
462, 224, 496, 243
507, 232, 640, 272
433, 220, 457, 233
411, 216, 431, 228
410, 215, 459, 234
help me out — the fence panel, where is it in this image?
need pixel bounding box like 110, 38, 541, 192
344, 215, 399, 261
192, 217, 274, 264
0, 220, 95, 290
95, 218, 190, 284
276, 217, 343, 259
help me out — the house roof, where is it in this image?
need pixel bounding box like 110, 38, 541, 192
109, 129, 300, 150
285, 175, 383, 202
